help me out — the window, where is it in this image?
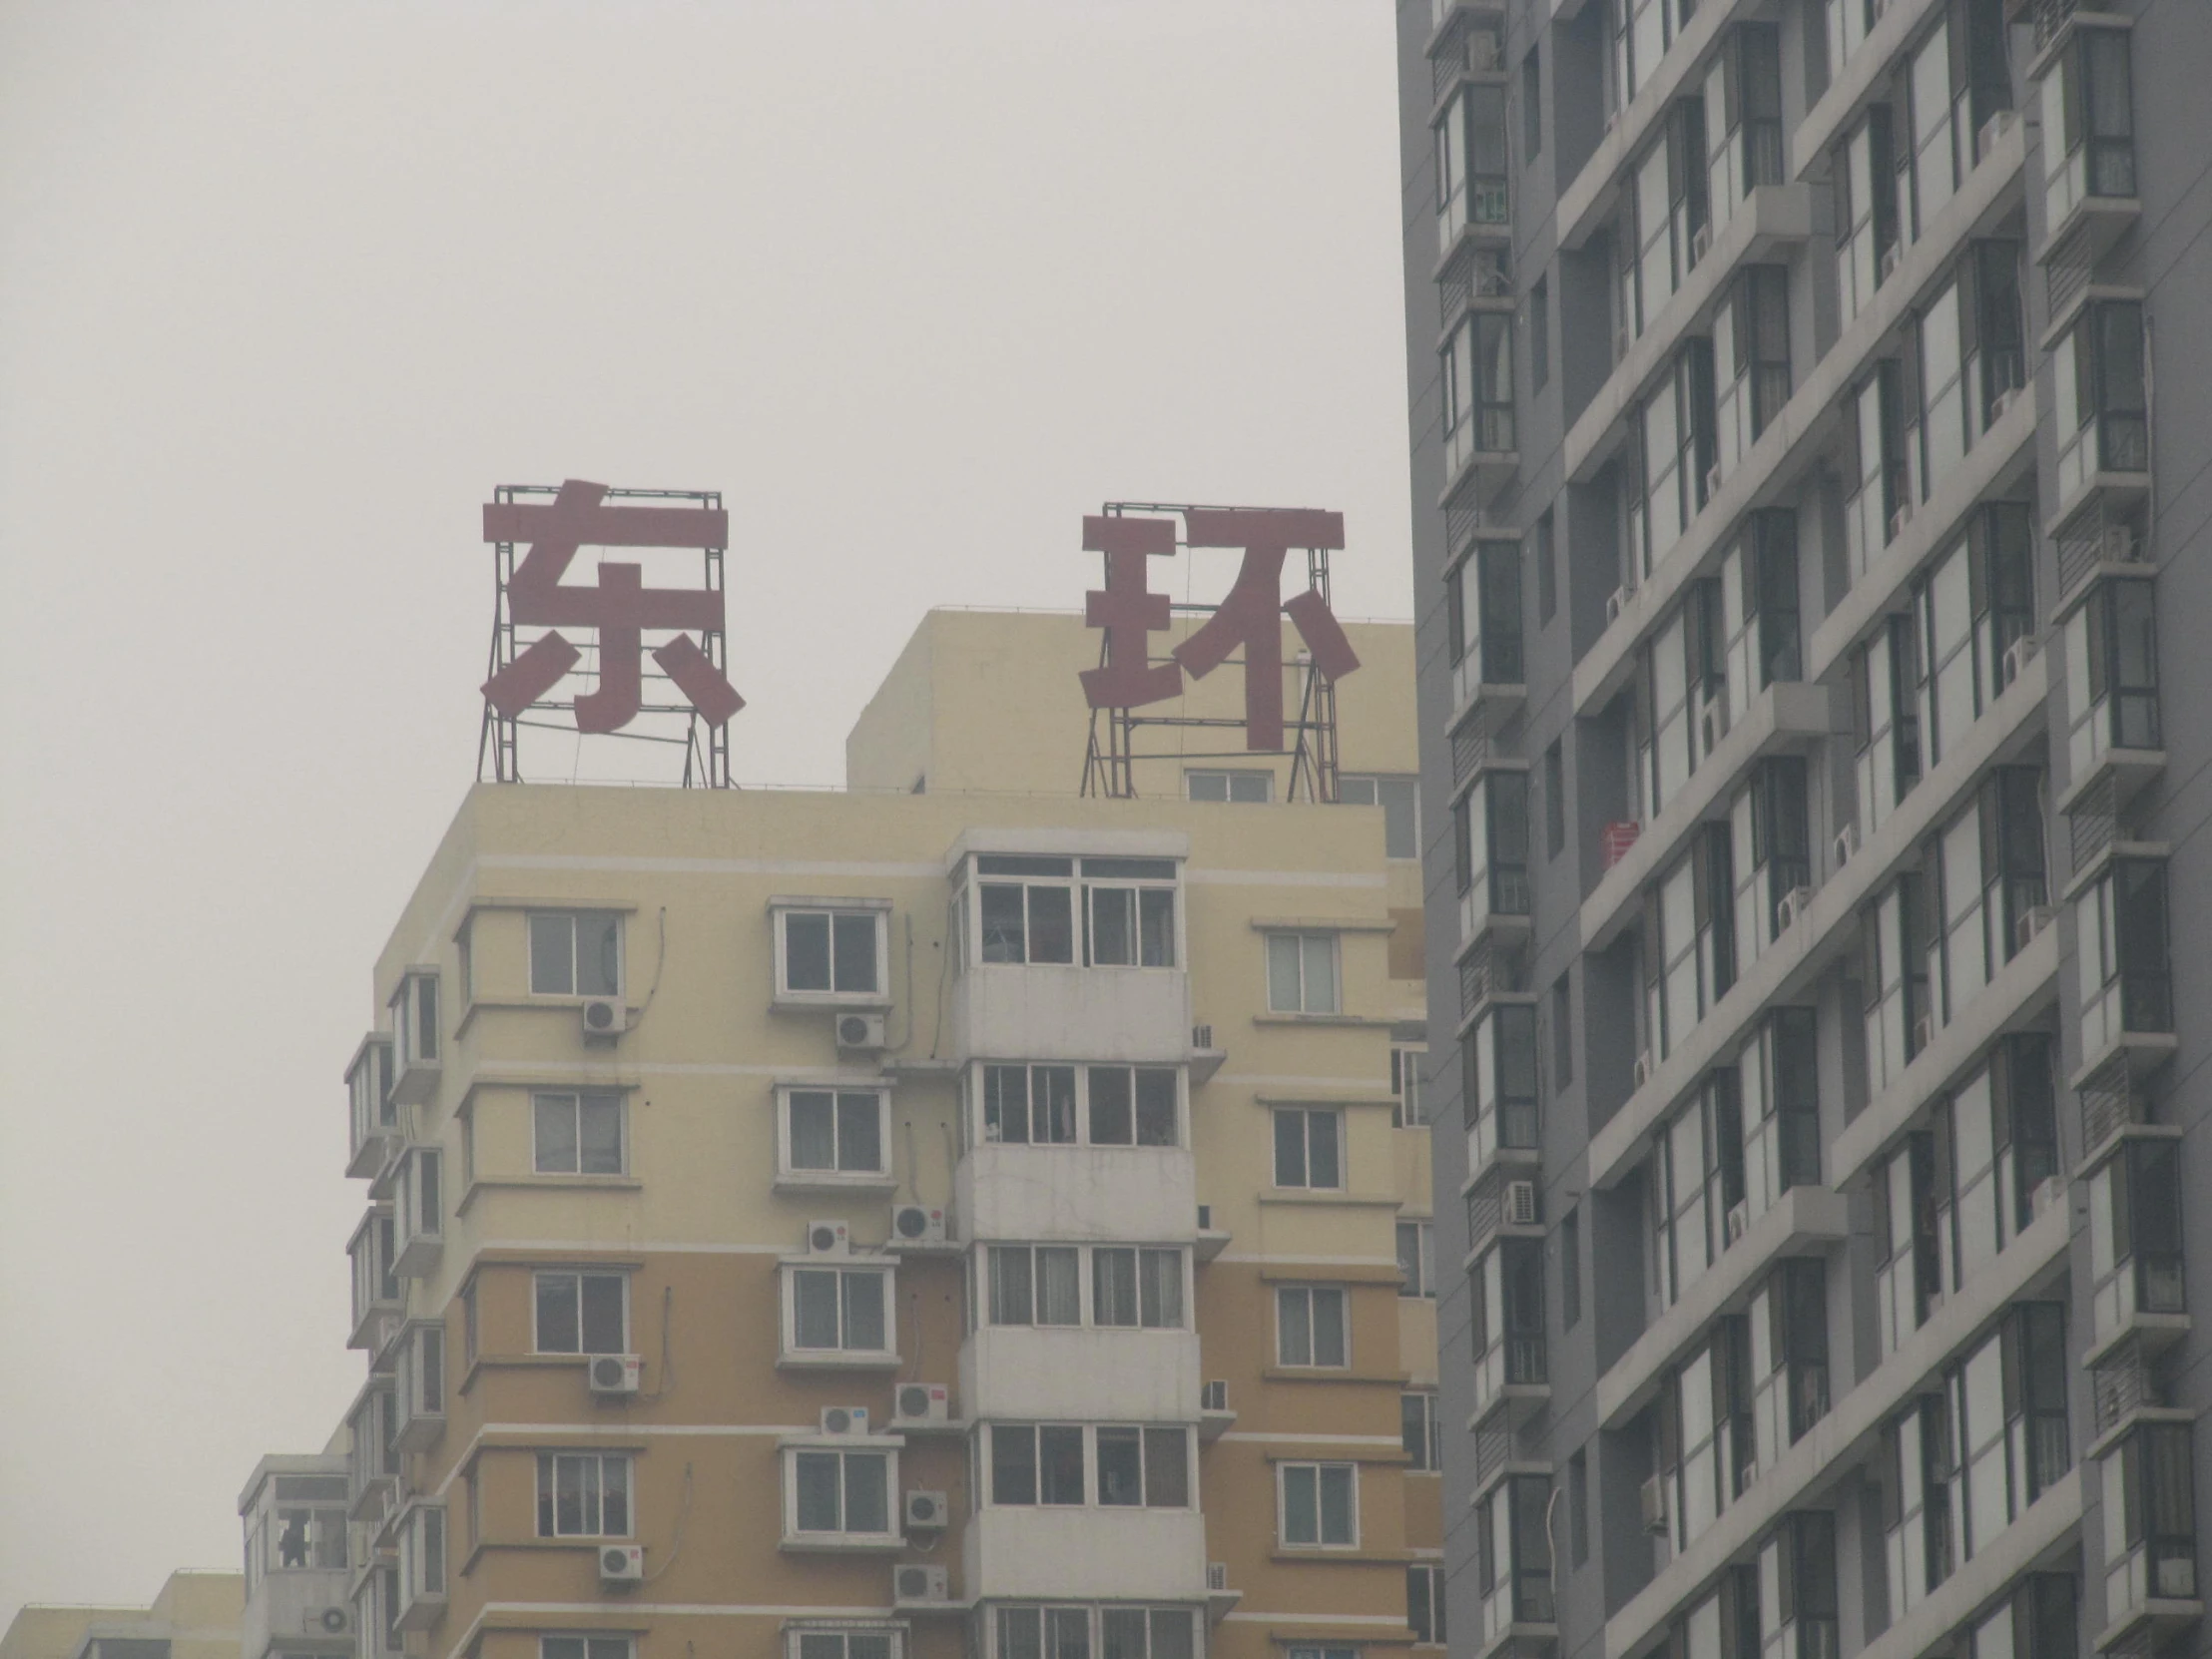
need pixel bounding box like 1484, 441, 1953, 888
1457, 768, 1531, 923
248, 1480, 348, 1581
1568, 1448, 1589, 1565
392, 970, 439, 1070
533, 1091, 625, 1176
1917, 504, 2034, 769
1619, 108, 1708, 343
1705, 24, 1783, 227
990, 1424, 1087, 1505
2054, 300, 2148, 500
460, 1280, 478, 1366
2065, 575, 2160, 780
1474, 1474, 1555, 1637
1561, 1208, 1581, 1329
783, 1087, 887, 1177
977, 857, 1076, 965
1470, 1239, 1546, 1406
535, 1451, 631, 1537
1844, 357, 1910, 582
2075, 855, 2172, 1056
1390, 1044, 1427, 1127
1274, 1107, 1344, 1189
1630, 344, 1717, 580
988, 1246, 1082, 1326
790, 1446, 892, 1537
543, 1638, 632, 1659
983, 1064, 1078, 1144
980, 1064, 1176, 1148
1530, 278, 1549, 392
1435, 80, 1507, 252
533, 1272, 626, 1355
1340, 775, 1419, 860
1277, 1285, 1349, 1368
1757, 1510, 1838, 1659
1660, 1322, 1752, 1552
1647, 829, 1735, 1059
2039, 25, 2136, 232
1712, 266, 1789, 486
996, 1609, 1195, 1659
1096, 1426, 1190, 1507
788, 1266, 890, 1355
1081, 858, 1179, 967
1092, 1067, 1178, 1146
1749, 1259, 1829, 1471
778, 906, 884, 997
1970, 1578, 2076, 1659
1729, 756, 1810, 971
1612, 0, 1693, 109
787, 1630, 899, 1659
1522, 44, 1542, 157
1267, 932, 1340, 1014
1442, 309, 1516, 474
1542, 741, 1565, 858
1720, 512, 1801, 720
1950, 1304, 2067, 1559
1535, 510, 1557, 625
528, 911, 621, 997
1551, 972, 1573, 1085
1836, 106, 1898, 326
1862, 872, 1931, 1094
1187, 769, 1273, 803
1093, 1247, 1186, 1329
1642, 581, 1724, 816
974, 855, 1178, 969
1738, 1008, 1819, 1225
1280, 1462, 1358, 1547
1853, 612, 1924, 837
1464, 1001, 1539, 1170
1410, 1562, 1447, 1645
1402, 1391, 1442, 1471
1655, 1077, 1742, 1309
1397, 1221, 1436, 1299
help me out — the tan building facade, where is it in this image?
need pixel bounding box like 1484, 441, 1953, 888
1, 1572, 244, 1659
316, 610, 1439, 1659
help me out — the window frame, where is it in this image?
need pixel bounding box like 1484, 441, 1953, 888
973, 1062, 1183, 1150
774, 903, 890, 1003
1273, 1106, 1346, 1191
782, 1442, 899, 1544
531, 1089, 629, 1178
530, 1269, 630, 1357
1276, 1284, 1351, 1370
780, 1262, 897, 1362
1266, 931, 1343, 1015
1278, 1460, 1361, 1550
777, 1083, 893, 1183
526, 910, 624, 999
534, 1450, 633, 1539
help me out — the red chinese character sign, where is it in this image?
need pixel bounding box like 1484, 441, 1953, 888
1078, 504, 1361, 801
477, 479, 741, 788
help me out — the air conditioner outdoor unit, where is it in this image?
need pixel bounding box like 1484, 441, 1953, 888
2100, 525, 2142, 563
891, 1204, 947, 1246
835, 1012, 888, 1051
588, 1355, 643, 1396
1978, 109, 2014, 159
1692, 222, 1713, 262
1640, 1473, 1669, 1534
821, 1405, 871, 1436
1835, 824, 1859, 866
1988, 386, 2018, 423
1914, 1015, 1936, 1051
598, 1545, 645, 1584
895, 1565, 950, 1604
1705, 463, 1724, 500
580, 997, 625, 1042
304, 1608, 351, 1639
2003, 635, 2041, 683
1607, 585, 1631, 624
894, 1382, 951, 1424
1633, 1049, 1654, 1089
1202, 1380, 1230, 1412
2016, 904, 2055, 950
1880, 246, 1903, 281
1890, 502, 1915, 542
904, 1489, 949, 1531
1725, 1200, 1750, 1244
2030, 1174, 2065, 1218
1504, 1179, 1539, 1227
806, 1220, 851, 1257
1207, 1563, 1231, 1594
1469, 33, 1500, 70
1777, 884, 1815, 933
1192, 1023, 1215, 1050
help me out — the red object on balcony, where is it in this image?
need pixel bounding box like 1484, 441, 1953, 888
1602, 822, 1643, 868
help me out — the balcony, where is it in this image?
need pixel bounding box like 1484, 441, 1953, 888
1564, 187, 1815, 487
961, 1507, 1209, 1605
1448, 647, 1525, 744
956, 1144, 1195, 1245
1794, 0, 1948, 178
1572, 116, 2026, 722
344, 1035, 396, 1181
1596, 1186, 1849, 1430
1439, 407, 1517, 508
2030, 13, 2140, 270
1581, 682, 1845, 954
2067, 846, 2174, 1085
1829, 922, 2060, 1187
960, 1324, 1199, 1424
1855, 1471, 2083, 1659
1602, 1200, 2070, 1659
1588, 650, 2048, 1189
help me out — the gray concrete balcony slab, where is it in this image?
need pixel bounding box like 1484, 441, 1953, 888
1580, 681, 1849, 955
1602, 1200, 2071, 1659
1850, 1470, 2082, 1659
1587, 651, 2049, 1190
1595, 1184, 1851, 1431
1571, 120, 2026, 722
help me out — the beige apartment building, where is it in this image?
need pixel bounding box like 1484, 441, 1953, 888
0, 1573, 244, 1659
281, 609, 1440, 1659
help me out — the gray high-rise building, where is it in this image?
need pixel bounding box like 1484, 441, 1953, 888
1395, 4, 2212, 1659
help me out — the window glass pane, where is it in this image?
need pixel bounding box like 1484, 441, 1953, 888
789, 1092, 835, 1170
992, 1426, 1037, 1504
841, 1272, 885, 1351
1304, 934, 1339, 1011
1039, 1426, 1085, 1503
579, 1094, 623, 1174
989, 1247, 1033, 1325
1135, 1070, 1177, 1145
1000, 1611, 1043, 1659
1284, 1465, 1320, 1543
795, 1451, 840, 1530
1101, 1611, 1146, 1659
1027, 886, 1074, 963
1097, 1427, 1144, 1505
1145, 1426, 1190, 1506
1269, 934, 1303, 1010
535, 1095, 579, 1174
1092, 887, 1136, 965
1095, 1248, 1139, 1326
985, 1065, 1029, 1143
1321, 1465, 1357, 1543
1036, 1067, 1078, 1142
1139, 1249, 1184, 1328
842, 1453, 888, 1534
1314, 1288, 1349, 1366
1089, 1067, 1135, 1144
1140, 888, 1176, 965
794, 1271, 840, 1348
1275, 1110, 1310, 1186
1046, 1609, 1090, 1659
785, 913, 831, 990
835, 1093, 881, 1172
600, 1456, 630, 1536
536, 1274, 579, 1353
980, 886, 1026, 962
1149, 1615, 1192, 1659
1280, 1288, 1313, 1365
530, 914, 574, 995
831, 913, 878, 993
1309, 1111, 1343, 1189
1038, 1247, 1082, 1325
579, 1276, 624, 1354
578, 914, 620, 996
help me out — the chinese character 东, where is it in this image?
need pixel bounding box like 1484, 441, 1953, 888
480, 478, 743, 734
1079, 508, 1360, 751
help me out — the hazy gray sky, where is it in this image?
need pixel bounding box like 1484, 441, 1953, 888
0, 1, 1412, 1608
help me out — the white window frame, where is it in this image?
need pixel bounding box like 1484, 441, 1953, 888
1391, 1043, 1428, 1127
779, 1262, 897, 1362
1273, 1106, 1345, 1190
1409, 1560, 1447, 1645
784, 1625, 905, 1659
981, 1424, 1194, 1510
534, 1450, 633, 1538
527, 910, 624, 999
541, 1638, 634, 1659
1397, 1221, 1436, 1299
773, 902, 891, 1004
1267, 931, 1342, 1014
1402, 1390, 1442, 1472
1278, 1460, 1361, 1549
394, 1501, 446, 1620
979, 1244, 1188, 1331
777, 1083, 893, 1183
989, 1607, 1201, 1659
967, 855, 1182, 970
1187, 768, 1275, 803
973, 1062, 1184, 1150
531, 1270, 630, 1356
531, 1089, 628, 1177
780, 1442, 900, 1544
1276, 1284, 1351, 1369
